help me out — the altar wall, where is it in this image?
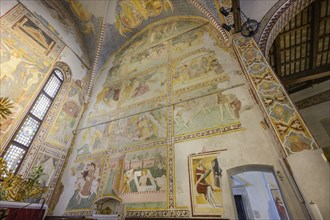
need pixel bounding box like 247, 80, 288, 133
53, 18, 307, 219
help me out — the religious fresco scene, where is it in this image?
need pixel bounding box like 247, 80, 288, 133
1, 0, 328, 219
20, 0, 90, 66
0, 4, 64, 144
58, 19, 261, 217
66, 158, 104, 210
0, 1, 90, 208
47, 85, 84, 148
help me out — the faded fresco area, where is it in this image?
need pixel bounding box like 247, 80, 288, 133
112, 108, 167, 148
0, 5, 64, 144
47, 85, 84, 148
116, 0, 173, 36
20, 0, 90, 66
174, 92, 243, 135
75, 123, 112, 156
66, 159, 104, 210
119, 146, 167, 208
61, 19, 246, 215
102, 155, 125, 197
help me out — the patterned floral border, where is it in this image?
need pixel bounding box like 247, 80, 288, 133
126, 209, 190, 218
233, 35, 318, 156
174, 123, 243, 143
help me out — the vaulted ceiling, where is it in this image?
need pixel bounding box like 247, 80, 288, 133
19, 0, 329, 95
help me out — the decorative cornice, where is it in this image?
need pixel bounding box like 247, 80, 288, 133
295, 90, 330, 109
257, 0, 314, 56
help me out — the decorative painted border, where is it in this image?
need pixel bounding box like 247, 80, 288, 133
64, 211, 93, 217
86, 22, 106, 99
254, 0, 287, 42
174, 123, 243, 143
233, 35, 318, 156
126, 209, 190, 218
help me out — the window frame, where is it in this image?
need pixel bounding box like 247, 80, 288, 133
2, 68, 64, 173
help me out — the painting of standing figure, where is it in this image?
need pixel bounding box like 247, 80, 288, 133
188, 152, 224, 217
103, 155, 125, 196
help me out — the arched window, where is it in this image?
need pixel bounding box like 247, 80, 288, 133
2, 69, 64, 173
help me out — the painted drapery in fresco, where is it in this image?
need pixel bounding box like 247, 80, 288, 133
188, 152, 224, 217
67, 159, 103, 210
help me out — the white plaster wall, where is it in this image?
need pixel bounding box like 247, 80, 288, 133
288, 149, 330, 220
240, 0, 279, 22
0, 0, 18, 16
58, 47, 89, 83
175, 86, 307, 219
298, 102, 330, 148
290, 80, 330, 101
290, 80, 330, 148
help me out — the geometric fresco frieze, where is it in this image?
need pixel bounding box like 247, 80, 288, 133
233, 35, 318, 156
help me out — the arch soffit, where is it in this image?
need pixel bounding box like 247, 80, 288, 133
227, 164, 276, 177
256, 0, 315, 56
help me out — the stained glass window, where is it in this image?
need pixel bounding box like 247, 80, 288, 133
3, 144, 26, 171
2, 69, 64, 173
30, 94, 52, 120
54, 69, 64, 80
14, 116, 40, 147
44, 74, 61, 98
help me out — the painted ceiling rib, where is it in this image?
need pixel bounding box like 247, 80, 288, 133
86, 21, 106, 101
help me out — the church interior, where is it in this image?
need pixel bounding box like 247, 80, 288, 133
0, 0, 329, 219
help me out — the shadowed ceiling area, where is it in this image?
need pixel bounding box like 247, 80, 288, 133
268, 0, 330, 93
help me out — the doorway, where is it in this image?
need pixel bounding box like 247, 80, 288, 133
234, 195, 248, 220
230, 170, 290, 220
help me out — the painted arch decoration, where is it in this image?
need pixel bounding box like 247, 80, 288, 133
116, 0, 174, 37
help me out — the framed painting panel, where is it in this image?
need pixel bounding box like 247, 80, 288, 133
188, 152, 224, 217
